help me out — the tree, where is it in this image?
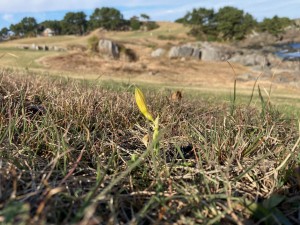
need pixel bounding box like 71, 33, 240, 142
130, 16, 141, 30
40, 20, 62, 35
0, 27, 9, 39
10, 23, 23, 36
61, 12, 87, 35
176, 8, 217, 40
10, 17, 38, 37
21, 17, 38, 36
176, 6, 257, 41
140, 14, 150, 21
259, 16, 292, 36
89, 7, 124, 30
215, 6, 256, 40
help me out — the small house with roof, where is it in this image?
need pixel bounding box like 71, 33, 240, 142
42, 28, 55, 37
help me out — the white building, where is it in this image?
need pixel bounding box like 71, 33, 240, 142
42, 28, 55, 37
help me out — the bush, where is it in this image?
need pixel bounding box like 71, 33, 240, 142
87, 35, 99, 52
130, 18, 141, 30
258, 16, 292, 36
157, 35, 177, 40
145, 21, 159, 31
124, 48, 138, 62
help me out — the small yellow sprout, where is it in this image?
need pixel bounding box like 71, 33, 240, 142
134, 87, 160, 154
135, 87, 154, 122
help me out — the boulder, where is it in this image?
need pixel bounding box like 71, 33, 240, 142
191, 48, 201, 59
42, 45, 49, 51
20, 45, 29, 50
200, 42, 232, 61
168, 46, 201, 59
30, 44, 37, 50
230, 53, 266, 66
201, 44, 220, 61
98, 39, 120, 59
240, 32, 277, 48
151, 48, 166, 58
53, 46, 66, 51
168, 42, 233, 61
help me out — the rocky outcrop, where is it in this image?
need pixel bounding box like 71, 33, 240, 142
167, 42, 234, 61
239, 32, 277, 48
200, 44, 221, 61
151, 48, 166, 58
200, 42, 233, 61
168, 45, 201, 59
230, 53, 267, 66
30, 44, 38, 50
98, 39, 120, 59
229, 51, 283, 69
20, 44, 65, 51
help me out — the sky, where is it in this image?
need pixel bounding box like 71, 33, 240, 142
0, 0, 300, 30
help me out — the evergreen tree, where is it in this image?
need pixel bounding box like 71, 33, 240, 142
61, 12, 87, 35
89, 7, 124, 30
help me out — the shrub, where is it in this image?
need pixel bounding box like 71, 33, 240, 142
157, 35, 177, 40
145, 21, 159, 31
87, 35, 99, 52
130, 18, 141, 30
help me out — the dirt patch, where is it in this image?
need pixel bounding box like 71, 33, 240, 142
39, 49, 260, 88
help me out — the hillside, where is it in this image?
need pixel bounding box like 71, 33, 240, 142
1, 22, 192, 48
1, 21, 300, 225
0, 21, 300, 101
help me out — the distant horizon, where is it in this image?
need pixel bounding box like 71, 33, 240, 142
1, 0, 300, 30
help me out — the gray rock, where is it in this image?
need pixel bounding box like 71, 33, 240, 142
30, 44, 37, 50
230, 53, 266, 66
20, 45, 29, 50
168, 45, 201, 59
192, 48, 201, 59
98, 39, 120, 59
200, 42, 232, 61
151, 48, 166, 58
53, 46, 65, 51
40, 45, 49, 51
201, 45, 219, 61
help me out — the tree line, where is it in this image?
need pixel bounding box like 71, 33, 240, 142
0, 6, 296, 41
0, 7, 158, 39
176, 6, 295, 41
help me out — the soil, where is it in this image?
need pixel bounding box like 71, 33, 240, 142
39, 50, 258, 88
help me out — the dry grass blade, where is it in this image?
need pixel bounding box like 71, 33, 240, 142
0, 68, 299, 225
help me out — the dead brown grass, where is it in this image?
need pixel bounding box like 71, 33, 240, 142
0, 69, 299, 225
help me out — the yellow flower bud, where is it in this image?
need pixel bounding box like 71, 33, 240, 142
135, 87, 154, 122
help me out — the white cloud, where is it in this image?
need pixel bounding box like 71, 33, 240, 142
0, 0, 299, 21
0, 0, 96, 13
0, 0, 253, 13
2, 14, 14, 22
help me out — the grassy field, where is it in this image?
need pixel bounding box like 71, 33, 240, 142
0, 48, 64, 69
0, 68, 299, 225
100, 79, 300, 119
0, 23, 300, 224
